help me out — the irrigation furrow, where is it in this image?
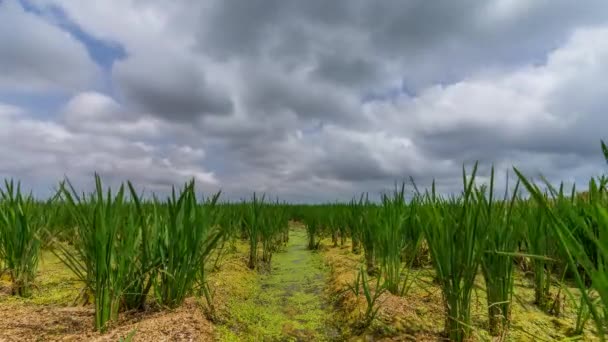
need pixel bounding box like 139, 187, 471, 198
219, 229, 339, 341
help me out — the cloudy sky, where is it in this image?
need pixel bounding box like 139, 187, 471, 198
1, 0, 608, 201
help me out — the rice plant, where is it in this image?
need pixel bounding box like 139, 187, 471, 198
338, 206, 349, 247
477, 169, 520, 336
56, 175, 142, 332
347, 198, 362, 254
567, 285, 596, 336
514, 141, 608, 340
515, 174, 605, 338
303, 208, 321, 250
400, 194, 424, 268
261, 203, 287, 265
359, 195, 378, 276
340, 194, 377, 275
244, 193, 265, 269
39, 191, 75, 246
122, 192, 159, 311
153, 182, 222, 308
0, 180, 42, 297
376, 185, 408, 294
327, 207, 339, 247
346, 265, 387, 331
418, 163, 484, 342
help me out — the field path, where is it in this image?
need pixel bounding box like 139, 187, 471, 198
217, 228, 340, 341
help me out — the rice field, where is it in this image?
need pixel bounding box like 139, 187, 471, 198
1, 143, 608, 341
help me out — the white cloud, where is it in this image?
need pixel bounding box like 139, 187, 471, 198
0, 99, 217, 196
61, 91, 162, 138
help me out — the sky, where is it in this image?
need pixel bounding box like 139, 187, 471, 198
1, 0, 608, 202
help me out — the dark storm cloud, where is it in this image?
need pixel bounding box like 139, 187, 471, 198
3, 0, 608, 201
318, 143, 390, 182
199, 0, 608, 89
239, 63, 358, 123
312, 53, 382, 88
113, 52, 233, 120
198, 0, 476, 59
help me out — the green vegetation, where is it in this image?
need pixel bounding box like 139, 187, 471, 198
514, 141, 608, 340
0, 180, 42, 297
477, 169, 520, 336
417, 164, 485, 341
346, 265, 387, 331
217, 229, 335, 340
2, 142, 608, 341
244, 194, 264, 270
56, 176, 147, 331
153, 182, 222, 308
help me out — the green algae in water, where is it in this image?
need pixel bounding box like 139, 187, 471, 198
0, 251, 81, 306
218, 230, 339, 341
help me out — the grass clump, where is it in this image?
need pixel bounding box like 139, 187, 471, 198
418, 163, 484, 342
55, 175, 142, 332
0, 180, 42, 297
153, 182, 222, 308
514, 141, 608, 340
375, 192, 400, 292
477, 169, 520, 336
52, 175, 222, 331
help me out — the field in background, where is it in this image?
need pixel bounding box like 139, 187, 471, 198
1, 142, 608, 341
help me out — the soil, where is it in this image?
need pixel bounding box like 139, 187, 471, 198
0, 253, 214, 341
0, 226, 339, 342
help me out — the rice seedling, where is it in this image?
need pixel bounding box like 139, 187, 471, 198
119, 329, 137, 342
514, 141, 608, 340
400, 194, 424, 268
338, 206, 349, 247
244, 193, 265, 269
375, 185, 407, 294
347, 198, 362, 255
56, 175, 143, 332
476, 169, 521, 336
359, 195, 378, 276
566, 284, 596, 336
514, 174, 606, 339
39, 190, 75, 246
122, 191, 159, 311
261, 202, 287, 265
327, 207, 339, 247
153, 182, 222, 308
418, 163, 484, 342
0, 180, 42, 297
303, 208, 321, 250
346, 265, 387, 331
